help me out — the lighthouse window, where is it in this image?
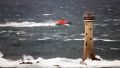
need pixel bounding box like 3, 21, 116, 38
91, 53, 93, 57
86, 42, 87, 46
90, 28, 92, 30
90, 38, 92, 40
86, 33, 87, 35
86, 23, 87, 25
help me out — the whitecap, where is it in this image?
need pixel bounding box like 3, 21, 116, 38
113, 19, 120, 21
42, 14, 53, 16
94, 38, 120, 42
64, 38, 84, 41
0, 52, 3, 58
94, 24, 108, 26
104, 19, 111, 21
80, 33, 85, 35
103, 39, 120, 42
37, 37, 51, 41
101, 34, 108, 37
0, 31, 7, 33
104, 19, 120, 22
96, 48, 104, 50
111, 48, 120, 50
64, 38, 119, 42
108, 9, 112, 11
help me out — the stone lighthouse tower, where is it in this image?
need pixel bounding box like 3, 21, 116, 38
82, 12, 96, 61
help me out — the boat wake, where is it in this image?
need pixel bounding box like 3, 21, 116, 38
0, 21, 57, 27
0, 52, 120, 67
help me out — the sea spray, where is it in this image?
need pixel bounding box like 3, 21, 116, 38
0, 52, 120, 67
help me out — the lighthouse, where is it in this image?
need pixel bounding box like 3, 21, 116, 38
82, 12, 99, 61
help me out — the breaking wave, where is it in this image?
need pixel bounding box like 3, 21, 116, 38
94, 38, 120, 42
104, 19, 120, 22
35, 37, 120, 42
111, 48, 120, 50
94, 24, 108, 26
64, 38, 120, 42
64, 38, 84, 41
42, 14, 53, 16
0, 52, 120, 67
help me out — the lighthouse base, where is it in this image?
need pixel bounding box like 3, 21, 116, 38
80, 57, 101, 65
80, 61, 87, 66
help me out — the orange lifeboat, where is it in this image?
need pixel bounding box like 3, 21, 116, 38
56, 19, 71, 25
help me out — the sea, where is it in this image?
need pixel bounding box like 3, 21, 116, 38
0, 0, 120, 67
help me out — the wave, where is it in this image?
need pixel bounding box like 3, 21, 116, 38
64, 38, 120, 42
0, 21, 57, 27
42, 14, 53, 16
37, 37, 51, 41
100, 34, 108, 37
104, 19, 120, 22
80, 33, 85, 36
111, 48, 120, 50
36, 37, 120, 42
0, 52, 120, 67
93, 38, 120, 42
64, 38, 84, 41
94, 24, 108, 26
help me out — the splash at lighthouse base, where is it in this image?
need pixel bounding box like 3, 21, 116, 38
0, 52, 120, 68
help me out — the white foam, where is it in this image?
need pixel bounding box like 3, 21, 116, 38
104, 19, 111, 21
111, 48, 120, 50
0, 52, 120, 67
94, 38, 120, 42
0, 21, 57, 27
42, 14, 53, 16
85, 59, 120, 67
64, 38, 84, 41
113, 19, 120, 21
102, 39, 120, 42
0, 52, 19, 67
64, 38, 120, 42
104, 19, 120, 22
80, 33, 85, 35
0, 31, 7, 33
101, 34, 108, 37
37, 37, 51, 41
94, 24, 108, 26
0, 52, 3, 57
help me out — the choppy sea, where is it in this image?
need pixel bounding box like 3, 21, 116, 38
0, 0, 120, 67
